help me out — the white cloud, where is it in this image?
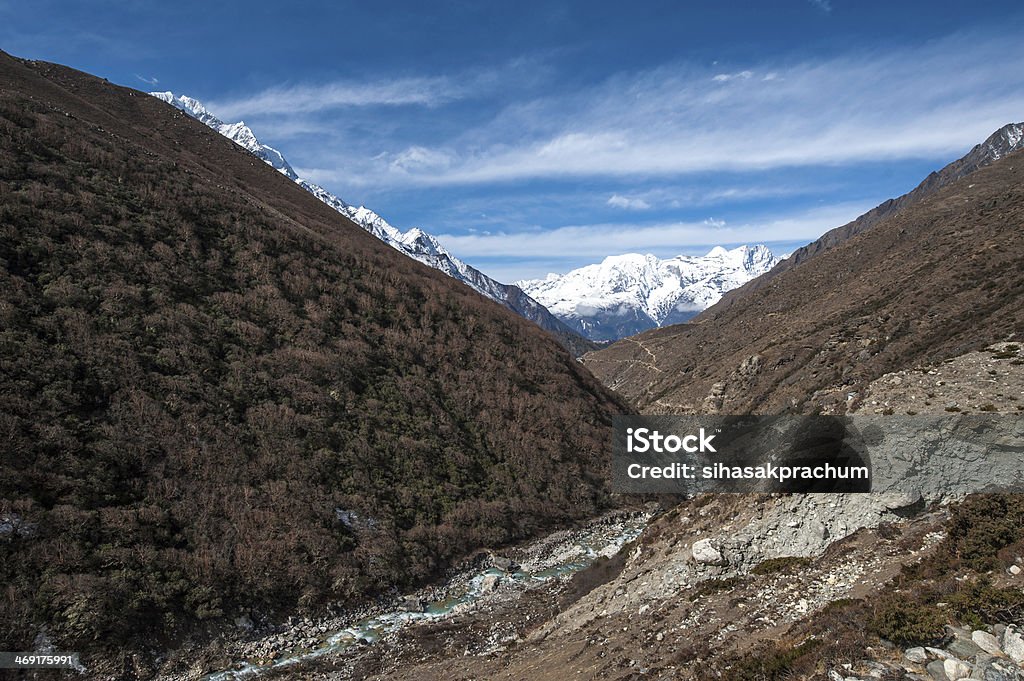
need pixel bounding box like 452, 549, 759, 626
712, 70, 754, 82
809, 0, 833, 12
388, 146, 455, 173
209, 76, 465, 120
206, 57, 553, 123
134, 73, 159, 86
314, 30, 1024, 188
435, 201, 873, 261
607, 194, 651, 210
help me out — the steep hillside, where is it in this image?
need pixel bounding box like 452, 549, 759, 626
518, 245, 777, 342
584, 145, 1024, 414
712, 122, 1024, 315
0, 51, 626, 670
152, 92, 594, 356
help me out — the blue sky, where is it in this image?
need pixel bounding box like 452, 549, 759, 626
4, 1, 1024, 281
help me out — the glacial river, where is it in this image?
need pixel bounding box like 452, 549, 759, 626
205, 511, 652, 680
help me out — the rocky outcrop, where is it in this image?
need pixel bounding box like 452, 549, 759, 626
839, 341, 1024, 416
529, 493, 938, 645
851, 626, 1024, 681
691, 538, 724, 565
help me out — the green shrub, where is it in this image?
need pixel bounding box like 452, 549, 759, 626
947, 578, 1024, 628
751, 556, 812, 576
942, 495, 1024, 572
868, 600, 947, 646
725, 638, 822, 681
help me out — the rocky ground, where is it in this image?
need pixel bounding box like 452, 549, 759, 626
874, 623, 1024, 681
235, 493, 959, 680
850, 341, 1024, 415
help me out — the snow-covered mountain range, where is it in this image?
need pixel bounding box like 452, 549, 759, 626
517, 245, 778, 342
150, 92, 593, 355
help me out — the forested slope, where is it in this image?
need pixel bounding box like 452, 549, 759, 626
0, 51, 627, 662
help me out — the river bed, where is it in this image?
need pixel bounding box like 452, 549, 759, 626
205, 509, 654, 680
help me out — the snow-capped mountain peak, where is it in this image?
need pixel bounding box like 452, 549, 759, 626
986, 122, 1024, 161
148, 91, 594, 355
517, 245, 778, 342
153, 91, 298, 180
152, 92, 218, 126
152, 90, 473, 279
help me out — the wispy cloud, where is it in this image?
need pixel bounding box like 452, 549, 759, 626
134, 73, 158, 86
209, 76, 466, 120
607, 194, 651, 210
387, 145, 457, 173
298, 29, 1024, 189
712, 70, 753, 82
809, 0, 833, 12
208, 57, 555, 123
435, 201, 873, 262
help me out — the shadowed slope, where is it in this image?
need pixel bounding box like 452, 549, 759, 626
0, 51, 627, 666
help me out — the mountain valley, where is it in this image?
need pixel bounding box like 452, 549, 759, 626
180, 124, 1024, 681
1, 44, 1023, 681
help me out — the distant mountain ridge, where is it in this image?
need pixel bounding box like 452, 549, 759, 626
517, 245, 777, 342
150, 91, 594, 355
709, 121, 1024, 316
583, 131, 1024, 415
